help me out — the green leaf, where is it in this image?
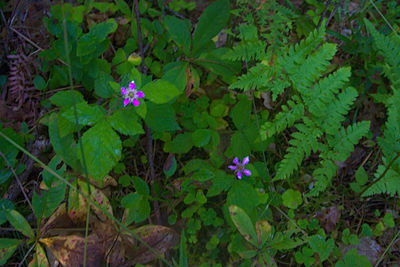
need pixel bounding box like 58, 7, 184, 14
309, 235, 334, 262
49, 90, 85, 108
33, 183, 66, 221
48, 114, 80, 170
0, 199, 14, 225
282, 189, 303, 209
166, 133, 193, 154
256, 220, 272, 247
122, 193, 150, 224
5, 209, 34, 238
207, 173, 234, 197
192, 129, 212, 147
227, 181, 258, 213
163, 154, 177, 178
79, 121, 122, 179
0, 239, 22, 265
335, 248, 372, 267
145, 103, 180, 132
230, 132, 251, 160
115, 0, 131, 17
95, 72, 114, 98
192, 0, 230, 54
231, 96, 251, 130
41, 155, 66, 188
107, 107, 144, 136
61, 102, 104, 126
133, 176, 150, 195
164, 16, 191, 55
34, 75, 47, 91
229, 205, 258, 247
142, 79, 181, 104
162, 62, 188, 93
196, 190, 207, 204
112, 48, 126, 65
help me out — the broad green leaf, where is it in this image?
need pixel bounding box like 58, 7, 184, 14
145, 103, 180, 132
207, 173, 234, 197
79, 121, 122, 179
231, 131, 251, 159
95, 72, 114, 98
0, 239, 22, 265
33, 183, 66, 221
229, 205, 258, 247
335, 248, 372, 267
282, 189, 303, 209
0, 199, 14, 225
309, 235, 334, 262
162, 61, 188, 93
192, 0, 230, 54
89, 19, 118, 40
48, 114, 80, 170
164, 16, 191, 55
195, 48, 240, 79
192, 129, 212, 147
49, 90, 84, 108
231, 96, 251, 130
133, 176, 150, 196
61, 102, 105, 126
227, 181, 258, 214
115, 0, 131, 17
122, 193, 150, 224
112, 48, 126, 65
141, 79, 181, 104
5, 209, 34, 238
41, 155, 66, 188
165, 133, 193, 154
107, 107, 144, 136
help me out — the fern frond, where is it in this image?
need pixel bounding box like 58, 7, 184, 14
289, 43, 337, 92
223, 40, 266, 62
260, 96, 304, 139
362, 158, 400, 197
229, 63, 272, 91
274, 119, 322, 181
306, 67, 351, 114
308, 159, 337, 197
364, 19, 400, 86
320, 87, 358, 135
327, 121, 370, 162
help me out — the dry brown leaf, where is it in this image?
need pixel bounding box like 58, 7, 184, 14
316, 206, 341, 233
122, 225, 179, 264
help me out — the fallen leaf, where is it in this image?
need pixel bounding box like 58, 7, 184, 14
316, 206, 341, 233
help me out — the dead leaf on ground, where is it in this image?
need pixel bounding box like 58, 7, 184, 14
316, 206, 341, 233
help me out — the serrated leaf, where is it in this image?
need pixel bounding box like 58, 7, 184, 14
5, 209, 34, 238
95, 72, 114, 98
107, 107, 144, 136
49, 90, 85, 108
61, 102, 104, 126
192, 0, 230, 54
229, 205, 258, 247
79, 121, 122, 179
142, 79, 181, 104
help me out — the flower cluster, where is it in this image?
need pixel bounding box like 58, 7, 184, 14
229, 156, 251, 179
121, 80, 145, 107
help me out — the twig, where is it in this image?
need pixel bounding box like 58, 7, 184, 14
18, 243, 35, 267
133, 0, 161, 225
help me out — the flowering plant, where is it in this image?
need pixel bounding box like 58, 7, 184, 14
229, 156, 251, 179
121, 80, 145, 107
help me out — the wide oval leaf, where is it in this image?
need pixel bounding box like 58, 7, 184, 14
141, 79, 181, 104
228, 205, 257, 247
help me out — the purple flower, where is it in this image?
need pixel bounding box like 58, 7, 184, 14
229, 156, 251, 179
121, 80, 145, 107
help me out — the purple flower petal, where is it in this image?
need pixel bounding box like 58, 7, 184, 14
121, 87, 126, 95
242, 156, 250, 165
233, 157, 239, 165
136, 91, 145, 98
228, 165, 237, 170
243, 169, 251, 176
129, 81, 136, 89
123, 98, 130, 107
132, 99, 140, 106
236, 171, 242, 179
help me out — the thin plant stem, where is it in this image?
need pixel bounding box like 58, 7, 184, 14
369, 0, 400, 39
375, 226, 400, 266
0, 151, 33, 211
